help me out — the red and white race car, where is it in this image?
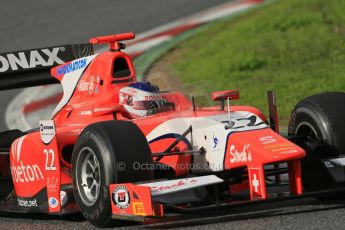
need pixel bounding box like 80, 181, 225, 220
0, 33, 345, 227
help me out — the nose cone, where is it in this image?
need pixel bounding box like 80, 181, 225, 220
224, 128, 305, 169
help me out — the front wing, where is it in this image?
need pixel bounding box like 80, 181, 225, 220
108, 162, 345, 222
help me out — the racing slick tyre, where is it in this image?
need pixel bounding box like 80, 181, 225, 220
288, 92, 345, 194
72, 121, 154, 227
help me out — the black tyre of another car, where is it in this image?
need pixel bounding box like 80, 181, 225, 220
71, 121, 154, 227
288, 92, 345, 191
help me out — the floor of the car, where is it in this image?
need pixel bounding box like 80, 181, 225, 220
0, 180, 14, 200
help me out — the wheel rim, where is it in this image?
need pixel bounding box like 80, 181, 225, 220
295, 121, 318, 140
76, 147, 101, 206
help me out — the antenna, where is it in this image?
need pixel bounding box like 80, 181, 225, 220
89, 32, 135, 51
192, 96, 196, 112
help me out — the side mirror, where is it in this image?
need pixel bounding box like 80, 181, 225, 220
211, 90, 239, 111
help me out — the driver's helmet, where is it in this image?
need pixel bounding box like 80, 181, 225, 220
119, 82, 166, 118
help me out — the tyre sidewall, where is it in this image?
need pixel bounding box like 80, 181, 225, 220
289, 100, 336, 147
72, 129, 115, 227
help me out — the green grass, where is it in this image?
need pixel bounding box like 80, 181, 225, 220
158, 0, 345, 128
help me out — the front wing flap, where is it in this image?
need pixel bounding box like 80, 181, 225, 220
109, 183, 163, 221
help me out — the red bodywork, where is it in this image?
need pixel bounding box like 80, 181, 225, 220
8, 33, 305, 218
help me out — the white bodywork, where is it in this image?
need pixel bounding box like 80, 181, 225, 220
147, 111, 268, 172
51, 55, 98, 118
139, 175, 223, 196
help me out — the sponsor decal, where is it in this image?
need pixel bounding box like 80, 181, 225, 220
47, 176, 58, 190
132, 202, 146, 216
0, 48, 64, 72
56, 58, 87, 76
230, 115, 266, 130
48, 197, 59, 209
142, 175, 223, 196
39, 120, 56, 144
11, 136, 25, 162
144, 95, 161, 101
249, 168, 263, 198
67, 128, 83, 137
126, 88, 138, 94
44, 149, 57, 171
151, 178, 198, 193
324, 161, 334, 168
93, 105, 121, 113
11, 162, 44, 183
259, 136, 276, 144
119, 92, 133, 105
264, 143, 296, 152
88, 76, 95, 94
94, 85, 99, 93
78, 81, 89, 92
17, 198, 38, 208
213, 133, 219, 149
40, 124, 54, 132
60, 191, 68, 207
112, 185, 130, 209
78, 75, 99, 93
11, 136, 44, 183
280, 149, 298, 154
78, 110, 92, 116
229, 144, 252, 163
78, 76, 99, 94
252, 174, 260, 192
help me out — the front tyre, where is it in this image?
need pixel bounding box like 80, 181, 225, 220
288, 92, 345, 192
72, 121, 154, 227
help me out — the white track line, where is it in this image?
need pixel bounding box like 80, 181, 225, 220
6, 87, 40, 130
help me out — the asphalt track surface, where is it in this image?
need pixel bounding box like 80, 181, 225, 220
1, 1, 345, 229
0, 0, 231, 131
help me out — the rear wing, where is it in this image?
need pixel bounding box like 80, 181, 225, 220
0, 44, 93, 90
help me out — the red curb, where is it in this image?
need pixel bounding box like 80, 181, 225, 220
23, 92, 63, 114
130, 23, 199, 45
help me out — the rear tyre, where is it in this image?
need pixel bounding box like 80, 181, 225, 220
288, 92, 345, 193
72, 121, 153, 227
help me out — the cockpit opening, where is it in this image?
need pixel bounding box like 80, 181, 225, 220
113, 57, 131, 79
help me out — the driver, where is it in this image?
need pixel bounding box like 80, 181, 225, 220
119, 82, 171, 118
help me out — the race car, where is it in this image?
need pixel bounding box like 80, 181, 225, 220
0, 32, 345, 227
